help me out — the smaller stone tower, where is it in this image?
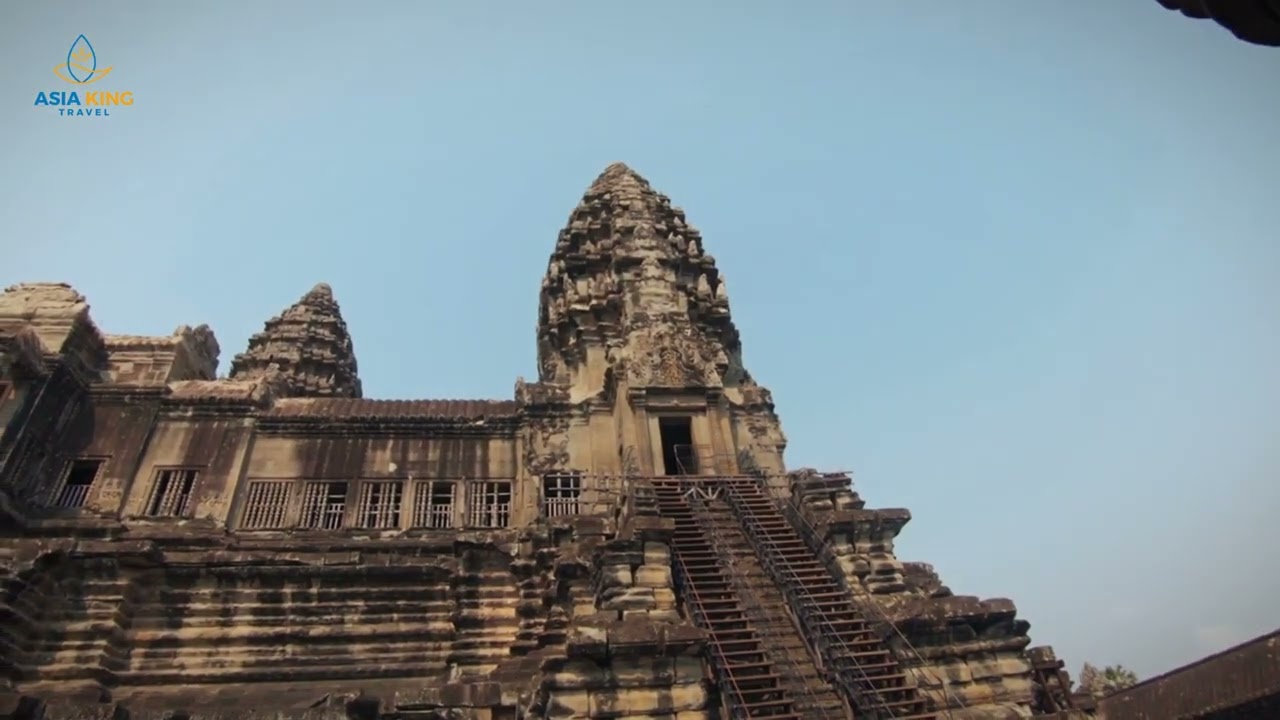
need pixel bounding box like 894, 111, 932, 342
229, 283, 361, 398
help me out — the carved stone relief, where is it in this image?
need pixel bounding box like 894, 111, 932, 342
522, 415, 571, 478
618, 321, 724, 389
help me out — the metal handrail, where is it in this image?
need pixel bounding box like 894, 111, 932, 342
683, 486, 844, 720
591, 472, 962, 715
720, 480, 904, 719
749, 475, 963, 716
661, 495, 772, 720
668, 554, 752, 718
783, 500, 954, 700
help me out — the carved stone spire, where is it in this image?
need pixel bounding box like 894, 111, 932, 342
229, 283, 362, 398
536, 163, 745, 391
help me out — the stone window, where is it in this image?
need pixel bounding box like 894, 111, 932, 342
145, 468, 198, 517
468, 481, 511, 528
541, 472, 581, 517
240, 481, 291, 529
356, 481, 403, 529
412, 480, 455, 529
299, 481, 348, 530
53, 457, 104, 509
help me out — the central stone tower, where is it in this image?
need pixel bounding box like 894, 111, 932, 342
533, 162, 786, 481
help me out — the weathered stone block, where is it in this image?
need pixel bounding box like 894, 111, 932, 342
672, 655, 704, 684
996, 656, 1034, 677
633, 565, 671, 588
567, 624, 608, 659
546, 689, 591, 718
934, 660, 974, 684
599, 564, 634, 589
588, 683, 707, 716
833, 494, 861, 511
970, 658, 1008, 680
600, 587, 655, 612
610, 656, 675, 686
544, 658, 609, 690
670, 682, 710, 711
642, 542, 669, 565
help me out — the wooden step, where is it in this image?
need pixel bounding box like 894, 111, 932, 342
655, 490, 810, 720
713, 478, 939, 719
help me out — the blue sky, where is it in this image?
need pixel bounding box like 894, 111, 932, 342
2, 1, 1277, 680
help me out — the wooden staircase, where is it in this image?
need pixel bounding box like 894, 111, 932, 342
684, 485, 848, 718
720, 476, 939, 719
655, 476, 941, 720
652, 481, 807, 719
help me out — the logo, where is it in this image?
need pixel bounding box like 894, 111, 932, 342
34, 35, 134, 117
54, 34, 112, 84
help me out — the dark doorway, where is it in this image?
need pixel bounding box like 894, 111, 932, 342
658, 416, 696, 475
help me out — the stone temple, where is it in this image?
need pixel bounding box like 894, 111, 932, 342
0, 164, 1102, 719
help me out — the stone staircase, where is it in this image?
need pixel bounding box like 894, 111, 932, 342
652, 480, 806, 719
719, 476, 938, 719
698, 494, 849, 720
450, 570, 525, 677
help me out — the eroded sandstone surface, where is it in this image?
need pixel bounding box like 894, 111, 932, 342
0, 165, 1087, 720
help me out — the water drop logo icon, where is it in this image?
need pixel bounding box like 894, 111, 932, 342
54, 34, 113, 85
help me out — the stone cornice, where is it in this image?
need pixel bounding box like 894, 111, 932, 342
254, 417, 521, 437
157, 404, 261, 420
88, 384, 168, 402
6, 529, 528, 571
626, 387, 715, 411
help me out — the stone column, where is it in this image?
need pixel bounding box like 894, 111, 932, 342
627, 389, 656, 476
586, 400, 617, 475
707, 390, 738, 475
